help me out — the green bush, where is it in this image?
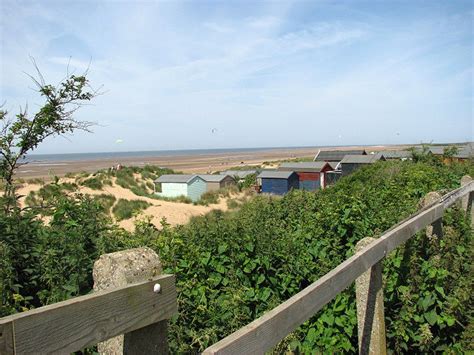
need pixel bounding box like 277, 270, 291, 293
112, 199, 151, 221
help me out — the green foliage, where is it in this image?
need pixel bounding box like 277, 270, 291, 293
112, 199, 151, 221
24, 181, 78, 212
195, 185, 239, 206
0, 192, 119, 316
443, 145, 459, 158
26, 178, 45, 185
93, 194, 116, 213
79, 173, 112, 190
226, 198, 240, 209
108, 165, 175, 197
0, 70, 96, 212
152, 194, 193, 204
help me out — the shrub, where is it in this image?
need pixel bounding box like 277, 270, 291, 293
112, 199, 151, 221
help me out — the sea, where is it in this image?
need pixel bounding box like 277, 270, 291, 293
24, 146, 317, 163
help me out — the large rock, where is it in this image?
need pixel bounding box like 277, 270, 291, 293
93, 247, 162, 354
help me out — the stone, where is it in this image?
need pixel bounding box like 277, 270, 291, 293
420, 192, 443, 239
93, 247, 163, 354
355, 237, 387, 355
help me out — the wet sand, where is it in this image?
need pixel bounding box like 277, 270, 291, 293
16, 145, 395, 180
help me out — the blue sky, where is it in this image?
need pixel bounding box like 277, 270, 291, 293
1, 0, 472, 154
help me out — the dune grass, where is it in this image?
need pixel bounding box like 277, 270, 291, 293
112, 199, 151, 221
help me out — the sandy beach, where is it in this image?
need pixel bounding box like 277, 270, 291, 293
16, 145, 396, 180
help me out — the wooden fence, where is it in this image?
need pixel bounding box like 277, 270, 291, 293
0, 177, 472, 354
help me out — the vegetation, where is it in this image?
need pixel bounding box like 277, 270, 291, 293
93, 194, 117, 214
152, 194, 193, 204
0, 66, 97, 213
112, 199, 151, 221
80, 173, 112, 190
24, 180, 78, 212
195, 185, 239, 206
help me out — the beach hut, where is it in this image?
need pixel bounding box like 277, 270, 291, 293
257, 171, 299, 195
154, 174, 207, 202
325, 170, 342, 186
340, 154, 385, 176
278, 162, 332, 190
199, 174, 235, 191
314, 149, 367, 162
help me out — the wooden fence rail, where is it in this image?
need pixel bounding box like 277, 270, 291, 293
203, 178, 473, 355
0, 258, 177, 354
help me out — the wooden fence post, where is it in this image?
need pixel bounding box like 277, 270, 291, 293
93, 247, 169, 354
461, 176, 473, 228
420, 192, 443, 239
355, 237, 387, 355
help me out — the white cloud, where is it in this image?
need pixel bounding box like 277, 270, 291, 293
1, 1, 472, 153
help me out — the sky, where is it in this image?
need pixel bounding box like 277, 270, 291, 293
0, 0, 473, 154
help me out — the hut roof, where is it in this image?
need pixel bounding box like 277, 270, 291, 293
314, 149, 367, 162
378, 150, 412, 159
155, 174, 197, 184
220, 170, 257, 178
198, 174, 232, 182
257, 171, 295, 179
340, 154, 385, 164
278, 162, 329, 172
428, 144, 473, 158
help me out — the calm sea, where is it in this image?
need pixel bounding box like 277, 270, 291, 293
25, 147, 316, 163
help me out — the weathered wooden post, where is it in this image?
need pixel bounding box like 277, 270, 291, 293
461, 175, 473, 228
420, 192, 443, 239
355, 237, 386, 355
93, 247, 170, 354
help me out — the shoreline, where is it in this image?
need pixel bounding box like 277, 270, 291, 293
16, 144, 407, 179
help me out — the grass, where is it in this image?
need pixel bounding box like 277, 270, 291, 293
195, 185, 239, 206
26, 178, 45, 185
151, 194, 193, 204
77, 172, 113, 190
24, 182, 78, 210
112, 199, 151, 221
226, 198, 240, 209
93, 194, 116, 213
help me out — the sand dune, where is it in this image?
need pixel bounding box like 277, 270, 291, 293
16, 177, 234, 232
